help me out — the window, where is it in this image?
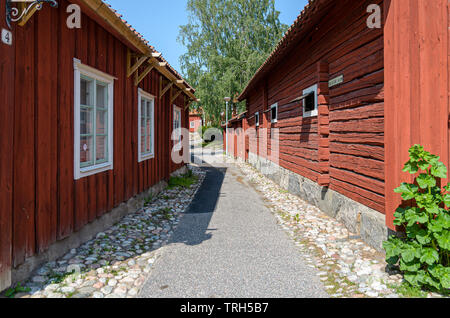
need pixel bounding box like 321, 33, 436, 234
74, 59, 115, 180
302, 84, 318, 118
271, 103, 278, 123
173, 105, 182, 151
255, 112, 260, 127
138, 89, 155, 162
190, 121, 195, 128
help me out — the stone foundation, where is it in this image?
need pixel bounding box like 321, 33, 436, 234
247, 153, 388, 251
9, 166, 187, 289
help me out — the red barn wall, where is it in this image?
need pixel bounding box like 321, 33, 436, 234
245, 0, 385, 213
384, 0, 449, 229
0, 1, 190, 275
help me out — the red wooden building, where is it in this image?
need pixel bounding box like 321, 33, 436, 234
0, 0, 197, 291
226, 0, 449, 250
189, 109, 203, 133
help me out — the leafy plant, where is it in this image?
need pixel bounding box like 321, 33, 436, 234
4, 283, 31, 298
168, 170, 198, 189
383, 145, 450, 294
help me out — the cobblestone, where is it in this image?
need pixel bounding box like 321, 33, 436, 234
11, 166, 206, 298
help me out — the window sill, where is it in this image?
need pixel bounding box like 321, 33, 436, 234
138, 154, 155, 163
303, 111, 318, 118
76, 162, 113, 179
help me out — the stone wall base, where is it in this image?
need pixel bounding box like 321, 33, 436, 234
9, 166, 187, 290
247, 153, 388, 251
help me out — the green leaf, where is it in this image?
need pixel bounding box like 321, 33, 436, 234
444, 194, 450, 208
416, 173, 436, 189
404, 271, 422, 287
393, 208, 407, 226
434, 230, 450, 250
403, 160, 419, 174
417, 160, 430, 171
419, 248, 440, 265
399, 258, 421, 272
431, 161, 448, 178
401, 243, 421, 262
394, 183, 419, 201
407, 225, 432, 245
383, 237, 403, 259
404, 208, 428, 226
430, 265, 450, 289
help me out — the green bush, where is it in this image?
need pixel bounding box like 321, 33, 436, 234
383, 145, 450, 294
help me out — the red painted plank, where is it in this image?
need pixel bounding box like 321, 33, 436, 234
13, 18, 36, 266
58, 1, 75, 239
0, 0, 15, 289
35, 8, 58, 252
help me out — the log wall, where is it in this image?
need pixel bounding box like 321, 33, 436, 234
245, 0, 385, 213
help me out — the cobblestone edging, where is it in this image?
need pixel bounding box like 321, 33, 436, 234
237, 162, 412, 298
247, 152, 388, 252
6, 166, 206, 299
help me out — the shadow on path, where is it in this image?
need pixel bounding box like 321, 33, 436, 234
168, 161, 226, 246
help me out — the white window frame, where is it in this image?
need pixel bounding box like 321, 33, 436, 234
255, 112, 260, 127
74, 58, 115, 180
302, 84, 318, 118
138, 88, 155, 162
173, 105, 182, 151
270, 103, 278, 123
190, 121, 195, 128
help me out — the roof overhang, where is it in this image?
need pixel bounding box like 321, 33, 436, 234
71, 0, 198, 102
238, 0, 334, 101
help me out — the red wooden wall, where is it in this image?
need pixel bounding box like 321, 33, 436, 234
0, 0, 14, 290
384, 0, 449, 229
0, 1, 190, 277
244, 0, 385, 213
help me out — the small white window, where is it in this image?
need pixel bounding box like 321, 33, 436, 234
190, 121, 195, 128
255, 112, 260, 127
173, 105, 182, 151
271, 103, 278, 123
138, 88, 155, 162
74, 59, 115, 180
302, 84, 318, 118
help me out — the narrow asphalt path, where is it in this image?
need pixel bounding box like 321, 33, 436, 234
138, 162, 328, 298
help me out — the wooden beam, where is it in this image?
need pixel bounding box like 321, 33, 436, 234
171, 89, 182, 104
135, 63, 155, 86
160, 82, 173, 99
152, 52, 162, 58
184, 99, 194, 111
127, 55, 149, 78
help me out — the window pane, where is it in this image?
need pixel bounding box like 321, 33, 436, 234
80, 136, 93, 166
96, 110, 107, 135
146, 101, 152, 118
146, 118, 151, 152
141, 98, 146, 118
81, 108, 93, 135
305, 94, 315, 113
81, 78, 93, 106
140, 118, 146, 137
96, 136, 107, 162
96, 83, 107, 108
140, 134, 146, 154
272, 107, 277, 121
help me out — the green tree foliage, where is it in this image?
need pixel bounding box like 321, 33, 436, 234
383, 145, 450, 294
178, 0, 288, 127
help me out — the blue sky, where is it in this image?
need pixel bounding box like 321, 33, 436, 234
105, 0, 308, 74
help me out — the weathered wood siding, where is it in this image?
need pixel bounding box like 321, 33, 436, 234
384, 0, 449, 229
245, 0, 385, 213
0, 1, 189, 273
0, 0, 15, 290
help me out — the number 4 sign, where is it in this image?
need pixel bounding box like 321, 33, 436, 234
2, 28, 12, 46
